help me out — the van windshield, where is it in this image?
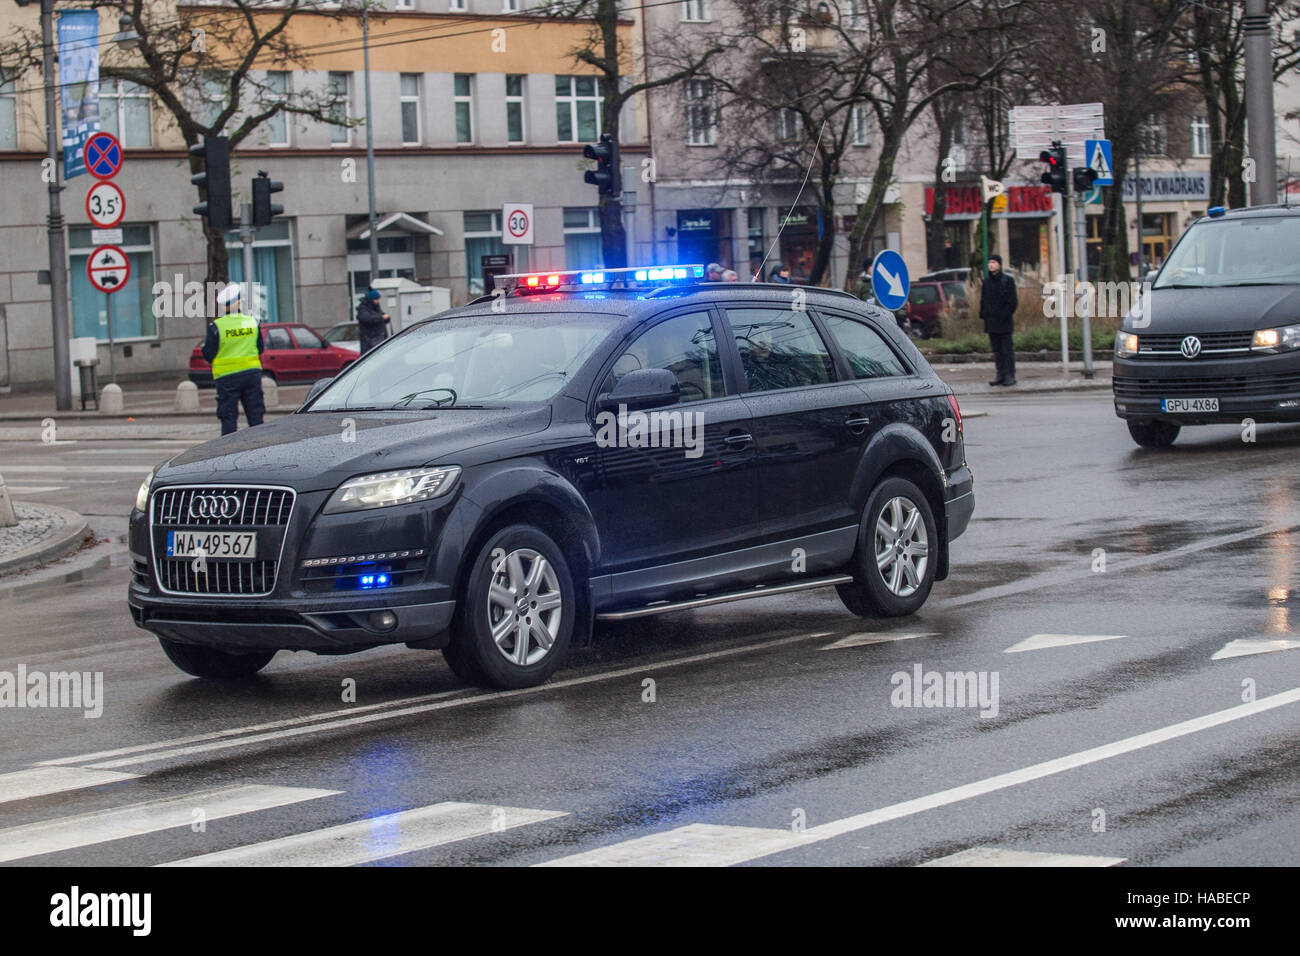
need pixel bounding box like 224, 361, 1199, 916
1155, 216, 1300, 288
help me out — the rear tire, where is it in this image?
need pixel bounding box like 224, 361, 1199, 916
158, 638, 274, 679
443, 524, 575, 689
837, 476, 938, 618
1127, 419, 1180, 448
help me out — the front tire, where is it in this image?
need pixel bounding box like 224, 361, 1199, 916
158, 638, 274, 679
837, 476, 938, 618
1127, 419, 1180, 447
443, 524, 575, 689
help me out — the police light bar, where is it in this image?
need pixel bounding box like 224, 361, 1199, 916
495, 264, 705, 295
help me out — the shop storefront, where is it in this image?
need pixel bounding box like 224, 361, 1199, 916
923, 184, 1053, 274
675, 208, 733, 270
775, 206, 820, 282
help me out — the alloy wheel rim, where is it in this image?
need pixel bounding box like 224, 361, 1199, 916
486, 547, 563, 666
874, 496, 929, 598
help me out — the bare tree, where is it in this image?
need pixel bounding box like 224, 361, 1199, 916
1, 0, 350, 282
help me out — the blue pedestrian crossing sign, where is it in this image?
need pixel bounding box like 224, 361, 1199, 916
1085, 139, 1113, 186
871, 249, 910, 311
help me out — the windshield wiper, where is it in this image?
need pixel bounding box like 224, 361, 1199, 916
391, 387, 458, 409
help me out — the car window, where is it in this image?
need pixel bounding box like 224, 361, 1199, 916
327, 324, 359, 342
942, 282, 968, 303
264, 327, 292, 350
726, 307, 835, 393
821, 315, 909, 379
291, 326, 323, 349
607, 311, 723, 404
909, 286, 940, 304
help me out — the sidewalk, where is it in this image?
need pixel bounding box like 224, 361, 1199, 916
933, 360, 1112, 396
0, 380, 312, 421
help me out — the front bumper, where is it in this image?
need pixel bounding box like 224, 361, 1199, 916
128, 484, 468, 653
1113, 350, 1300, 424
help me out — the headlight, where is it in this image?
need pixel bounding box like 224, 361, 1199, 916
323, 466, 461, 513
1252, 324, 1300, 353
135, 468, 155, 513
1114, 331, 1139, 358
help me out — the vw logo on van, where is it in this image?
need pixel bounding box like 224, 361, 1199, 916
188, 494, 241, 519
1180, 335, 1202, 359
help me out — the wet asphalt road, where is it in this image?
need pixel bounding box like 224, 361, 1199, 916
0, 390, 1298, 866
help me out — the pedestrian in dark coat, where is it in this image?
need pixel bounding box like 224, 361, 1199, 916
979, 254, 1018, 386
356, 288, 390, 354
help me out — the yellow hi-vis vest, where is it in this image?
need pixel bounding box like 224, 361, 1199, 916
212, 312, 262, 379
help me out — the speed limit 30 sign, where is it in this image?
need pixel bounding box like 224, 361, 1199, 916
502, 203, 534, 245
85, 180, 126, 228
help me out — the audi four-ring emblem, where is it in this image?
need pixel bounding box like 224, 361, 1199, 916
188, 494, 241, 519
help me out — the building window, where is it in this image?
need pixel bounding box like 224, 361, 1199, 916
464, 210, 527, 297
400, 73, 421, 144
774, 108, 799, 142
685, 79, 716, 146
845, 0, 865, 29
198, 73, 226, 129
262, 71, 289, 146
506, 74, 525, 143
0, 73, 18, 149
851, 103, 869, 146
682, 0, 709, 20
1139, 113, 1166, 157
454, 73, 473, 143
394, 0, 413, 7
1192, 115, 1210, 157
563, 207, 602, 270
69, 224, 156, 341
329, 71, 351, 144
99, 79, 152, 147
224, 221, 297, 323
449, 0, 465, 8
503, 0, 519, 10
556, 75, 603, 143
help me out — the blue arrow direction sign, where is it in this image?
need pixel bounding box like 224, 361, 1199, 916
871, 249, 910, 311
1085, 139, 1113, 186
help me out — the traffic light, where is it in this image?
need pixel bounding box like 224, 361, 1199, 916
1039, 145, 1067, 195
1073, 166, 1098, 194
583, 133, 619, 197
190, 135, 232, 230
251, 170, 284, 227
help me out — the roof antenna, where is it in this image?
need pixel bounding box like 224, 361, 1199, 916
1286, 154, 1293, 207
754, 118, 828, 283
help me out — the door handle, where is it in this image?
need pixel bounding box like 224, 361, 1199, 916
844, 417, 871, 428
724, 431, 753, 446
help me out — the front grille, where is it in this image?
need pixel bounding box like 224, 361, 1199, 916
1137, 331, 1254, 354
152, 486, 293, 527
1114, 372, 1300, 398
150, 485, 294, 596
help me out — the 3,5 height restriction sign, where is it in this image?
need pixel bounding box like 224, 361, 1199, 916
85, 180, 126, 229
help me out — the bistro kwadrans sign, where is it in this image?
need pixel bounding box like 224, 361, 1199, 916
924, 184, 1054, 219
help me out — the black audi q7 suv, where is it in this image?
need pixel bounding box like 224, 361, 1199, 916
1114, 204, 1300, 446
128, 268, 974, 688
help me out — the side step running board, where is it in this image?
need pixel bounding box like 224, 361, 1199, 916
596, 575, 854, 622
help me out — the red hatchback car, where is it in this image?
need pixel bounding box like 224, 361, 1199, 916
189, 322, 356, 386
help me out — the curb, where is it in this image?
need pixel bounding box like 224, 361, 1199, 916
0, 505, 91, 577
0, 407, 300, 422
0, 548, 127, 601
923, 351, 1115, 364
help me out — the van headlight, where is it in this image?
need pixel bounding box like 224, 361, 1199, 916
1114, 331, 1139, 357
324, 466, 461, 513
135, 468, 156, 513
1251, 324, 1300, 353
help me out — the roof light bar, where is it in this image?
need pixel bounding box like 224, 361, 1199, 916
494, 265, 706, 295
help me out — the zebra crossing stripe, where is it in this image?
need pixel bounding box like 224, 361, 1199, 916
0, 784, 339, 864
920, 847, 1126, 867
0, 766, 140, 806
160, 802, 567, 867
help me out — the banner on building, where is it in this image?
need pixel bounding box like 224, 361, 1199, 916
58, 10, 101, 180
1119, 172, 1210, 201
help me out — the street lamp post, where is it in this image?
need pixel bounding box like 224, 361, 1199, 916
1244, 0, 1278, 205
38, 0, 72, 411
362, 2, 379, 288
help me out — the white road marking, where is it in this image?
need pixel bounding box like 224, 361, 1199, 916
160, 802, 567, 867
1211, 638, 1300, 660
43, 631, 839, 772
821, 631, 936, 651
540, 687, 1300, 866
0, 784, 339, 863
538, 823, 813, 867
3, 485, 67, 493
1004, 633, 1125, 653
920, 847, 1126, 867
0, 766, 140, 805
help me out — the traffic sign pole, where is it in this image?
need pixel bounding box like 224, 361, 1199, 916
105, 292, 115, 384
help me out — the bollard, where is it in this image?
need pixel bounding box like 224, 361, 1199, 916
100, 383, 124, 414
261, 374, 278, 410
174, 380, 200, 413
0, 473, 16, 528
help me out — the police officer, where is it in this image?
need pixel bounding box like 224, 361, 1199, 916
202, 283, 265, 435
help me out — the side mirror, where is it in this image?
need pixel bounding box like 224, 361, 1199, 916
1144, 269, 1159, 283
320, 339, 330, 348
304, 377, 334, 406
597, 368, 680, 412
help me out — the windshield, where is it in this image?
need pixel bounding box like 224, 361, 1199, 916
325, 324, 358, 343
309, 314, 614, 410
1154, 216, 1300, 288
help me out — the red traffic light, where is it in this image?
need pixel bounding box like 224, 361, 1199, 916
1039, 149, 1060, 166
